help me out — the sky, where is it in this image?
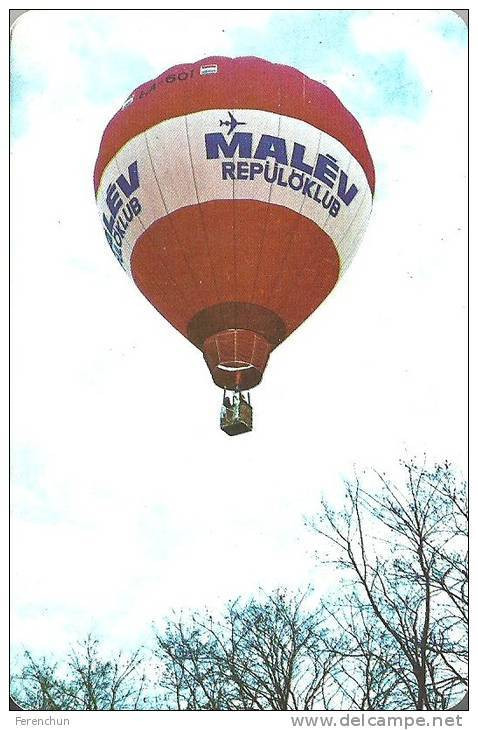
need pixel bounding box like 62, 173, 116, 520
10, 10, 467, 660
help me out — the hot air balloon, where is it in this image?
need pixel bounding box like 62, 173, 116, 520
94, 56, 375, 435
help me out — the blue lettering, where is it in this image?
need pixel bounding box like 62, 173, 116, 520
205, 132, 252, 159
236, 161, 249, 180
249, 162, 263, 180
330, 199, 341, 217
314, 154, 339, 188
222, 161, 235, 179
291, 143, 314, 175
276, 167, 288, 186
337, 170, 359, 206
114, 219, 125, 238
254, 135, 288, 165
302, 177, 317, 198
103, 211, 115, 235
129, 197, 141, 216
106, 182, 123, 219
123, 202, 134, 223
264, 162, 278, 183
116, 161, 140, 197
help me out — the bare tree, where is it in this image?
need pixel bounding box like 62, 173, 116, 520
11, 460, 467, 711
317, 597, 406, 710
11, 634, 148, 710
152, 589, 339, 710
307, 460, 468, 710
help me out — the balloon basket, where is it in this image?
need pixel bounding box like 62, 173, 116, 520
220, 391, 253, 436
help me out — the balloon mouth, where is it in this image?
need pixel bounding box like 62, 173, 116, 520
217, 363, 255, 372
203, 329, 272, 391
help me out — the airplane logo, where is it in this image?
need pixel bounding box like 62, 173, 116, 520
219, 111, 246, 135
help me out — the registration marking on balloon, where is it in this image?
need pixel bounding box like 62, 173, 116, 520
96, 109, 372, 277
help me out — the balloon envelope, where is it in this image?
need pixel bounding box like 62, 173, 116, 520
94, 56, 374, 392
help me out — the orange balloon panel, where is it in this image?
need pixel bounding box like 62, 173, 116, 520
95, 56, 374, 390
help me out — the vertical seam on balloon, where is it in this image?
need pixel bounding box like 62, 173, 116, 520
277, 132, 343, 315
184, 114, 225, 332
323, 153, 352, 243
232, 111, 237, 333
120, 133, 189, 317
275, 135, 334, 316
336, 184, 370, 275
341, 198, 370, 274
250, 113, 282, 305
267, 129, 323, 313
143, 130, 202, 299
334, 159, 360, 275
250, 333, 257, 369
278, 230, 340, 327
112, 154, 147, 277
